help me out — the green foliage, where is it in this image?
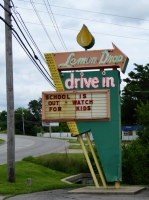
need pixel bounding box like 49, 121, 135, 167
14, 99, 48, 136
1, 98, 70, 135
28, 98, 42, 122
122, 139, 149, 185
52, 122, 69, 132
0, 161, 79, 196
22, 156, 35, 163
135, 101, 149, 126
69, 145, 82, 149
0, 110, 7, 130
122, 91, 149, 185
135, 101, 149, 144
121, 63, 149, 125
22, 153, 89, 175
0, 139, 5, 145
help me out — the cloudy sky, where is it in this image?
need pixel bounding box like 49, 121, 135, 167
0, 0, 149, 112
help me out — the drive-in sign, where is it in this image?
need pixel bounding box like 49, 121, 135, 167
42, 90, 110, 122
50, 43, 129, 73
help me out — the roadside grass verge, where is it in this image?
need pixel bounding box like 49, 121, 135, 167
0, 139, 5, 145
69, 145, 82, 149
52, 137, 89, 144
22, 153, 89, 175
0, 161, 83, 197
0, 131, 6, 134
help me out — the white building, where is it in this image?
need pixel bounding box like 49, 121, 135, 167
121, 126, 144, 141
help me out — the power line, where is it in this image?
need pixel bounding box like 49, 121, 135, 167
12, 7, 47, 63
17, 0, 149, 22
12, 31, 55, 88
12, 31, 55, 89
13, 3, 149, 42
0, 14, 55, 89
16, 7, 149, 32
44, 0, 67, 51
11, 6, 54, 82
1, 1, 55, 88
30, 0, 57, 52
19, 21, 149, 42
10, 0, 15, 7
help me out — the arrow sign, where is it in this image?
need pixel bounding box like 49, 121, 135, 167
50, 43, 129, 73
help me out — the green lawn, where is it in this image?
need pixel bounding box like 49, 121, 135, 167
69, 144, 82, 149
0, 161, 81, 197
0, 131, 6, 134
0, 139, 5, 145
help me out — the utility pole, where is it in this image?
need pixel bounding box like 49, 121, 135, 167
22, 108, 25, 135
4, 0, 15, 182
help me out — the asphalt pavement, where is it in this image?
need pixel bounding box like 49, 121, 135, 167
4, 187, 149, 200
0, 134, 69, 164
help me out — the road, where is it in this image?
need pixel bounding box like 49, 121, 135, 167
0, 134, 69, 164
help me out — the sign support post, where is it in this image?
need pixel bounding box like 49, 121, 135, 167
78, 135, 99, 188
85, 132, 107, 188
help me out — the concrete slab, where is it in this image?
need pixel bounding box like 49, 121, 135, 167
68, 186, 146, 195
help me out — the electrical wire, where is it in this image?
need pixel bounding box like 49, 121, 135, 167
11, 5, 54, 82
1, 1, 55, 88
7, 1, 148, 43
12, 31, 54, 88
0, 15, 55, 89
16, 6, 149, 32
12, 31, 55, 89
9, 0, 47, 63
30, 0, 57, 52
10, 0, 15, 7
18, 21, 149, 42
43, 0, 67, 51
12, 7, 47, 62
17, 0, 149, 22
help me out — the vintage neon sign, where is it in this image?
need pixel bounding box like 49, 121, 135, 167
46, 43, 129, 73
59, 51, 123, 68
65, 72, 115, 89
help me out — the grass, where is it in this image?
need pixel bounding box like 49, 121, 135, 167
0, 131, 6, 134
52, 137, 89, 144
0, 161, 83, 198
0, 139, 5, 145
69, 145, 82, 149
23, 153, 89, 175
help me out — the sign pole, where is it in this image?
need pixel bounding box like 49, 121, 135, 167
49, 126, 51, 137
85, 132, 107, 188
78, 135, 99, 188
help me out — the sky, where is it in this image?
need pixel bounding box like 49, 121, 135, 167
0, 0, 149, 112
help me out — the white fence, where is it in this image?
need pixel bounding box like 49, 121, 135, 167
37, 132, 93, 139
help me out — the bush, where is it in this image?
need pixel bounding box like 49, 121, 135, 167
22, 153, 89, 175
122, 139, 149, 185
22, 156, 35, 163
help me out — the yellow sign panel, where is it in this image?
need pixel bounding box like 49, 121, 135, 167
42, 90, 110, 122
76, 24, 95, 50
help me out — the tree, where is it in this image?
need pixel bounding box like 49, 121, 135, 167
135, 102, 149, 144
0, 110, 7, 130
2, 97, 70, 135
28, 98, 42, 122
15, 108, 31, 135
121, 63, 149, 125
122, 101, 149, 185
52, 122, 69, 132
